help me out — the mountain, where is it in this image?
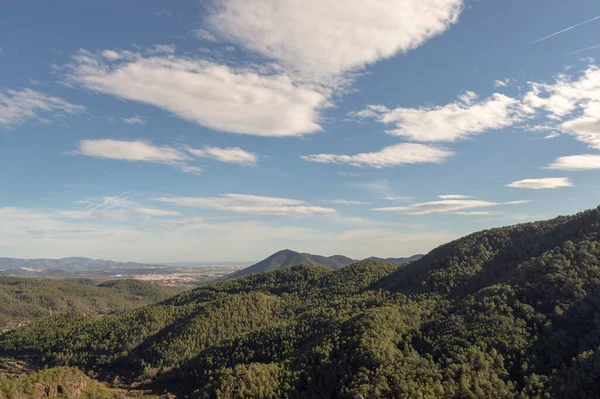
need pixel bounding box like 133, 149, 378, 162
0, 277, 181, 330
1, 206, 600, 398
0, 257, 163, 276
228, 249, 356, 278
365, 254, 424, 264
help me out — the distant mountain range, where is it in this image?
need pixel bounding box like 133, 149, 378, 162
0, 252, 424, 280
0, 257, 163, 277
228, 250, 423, 279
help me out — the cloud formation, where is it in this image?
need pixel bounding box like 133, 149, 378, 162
0, 88, 85, 128
186, 146, 257, 165
156, 194, 336, 215
439, 194, 473, 199
354, 92, 523, 142
67, 50, 327, 137
506, 177, 573, 189
123, 115, 148, 125
373, 199, 529, 215
206, 0, 464, 81
320, 200, 369, 205
73, 139, 188, 164
301, 143, 453, 168
523, 66, 600, 149
71, 139, 258, 173
546, 155, 600, 170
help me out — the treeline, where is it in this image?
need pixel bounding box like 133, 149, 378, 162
0, 206, 599, 398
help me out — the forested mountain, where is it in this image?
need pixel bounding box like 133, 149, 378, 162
366, 254, 424, 264
228, 249, 356, 278
0, 277, 180, 330
0, 366, 160, 398
0, 257, 164, 277
1, 206, 600, 398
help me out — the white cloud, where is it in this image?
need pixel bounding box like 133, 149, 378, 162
354, 93, 523, 142
523, 66, 600, 149
439, 194, 473, 199
58, 193, 180, 220
546, 154, 600, 170
206, 0, 464, 81
494, 78, 512, 88
102, 50, 121, 60
186, 145, 257, 165
0, 88, 85, 128
320, 200, 369, 205
454, 211, 491, 216
506, 177, 573, 189
156, 194, 336, 215
544, 132, 560, 139
179, 165, 204, 175
301, 143, 453, 168
373, 199, 529, 215
132, 208, 180, 216
66, 50, 327, 137
193, 28, 218, 42
381, 196, 411, 201
123, 115, 148, 125
72, 139, 189, 164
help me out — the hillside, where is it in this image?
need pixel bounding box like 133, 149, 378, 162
0, 206, 599, 398
228, 249, 356, 278
0, 257, 164, 277
0, 366, 159, 398
0, 277, 181, 330
366, 254, 424, 264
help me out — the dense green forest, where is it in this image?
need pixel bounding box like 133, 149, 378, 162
0, 365, 160, 398
1, 206, 599, 398
0, 278, 181, 330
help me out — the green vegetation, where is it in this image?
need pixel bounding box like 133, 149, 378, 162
0, 366, 159, 398
0, 277, 181, 330
1, 206, 599, 398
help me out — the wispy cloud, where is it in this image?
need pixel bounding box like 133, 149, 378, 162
72, 139, 189, 164
373, 198, 530, 215
123, 115, 148, 125
186, 146, 257, 165
531, 15, 600, 44
58, 193, 180, 220
438, 194, 473, 199
320, 199, 370, 205
0, 88, 85, 128
506, 177, 573, 189
381, 196, 411, 201
156, 194, 336, 215
70, 139, 257, 174
494, 78, 513, 88
301, 143, 453, 168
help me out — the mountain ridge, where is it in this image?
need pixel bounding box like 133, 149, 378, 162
228, 249, 423, 279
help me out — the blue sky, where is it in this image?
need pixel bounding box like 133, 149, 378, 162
1, 0, 600, 262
